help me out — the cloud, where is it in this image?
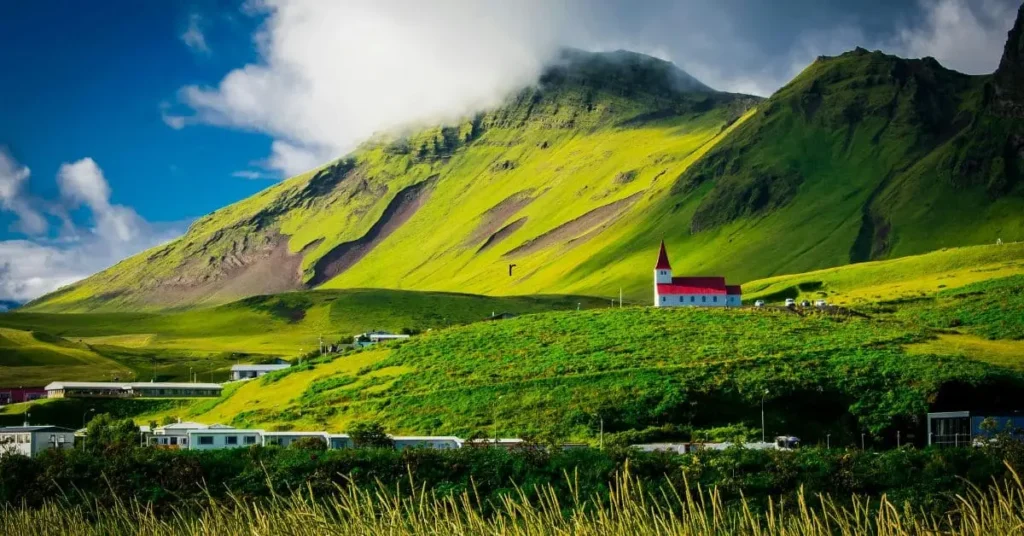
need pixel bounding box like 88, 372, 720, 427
0, 156, 185, 302
890, 0, 1017, 74
0, 149, 48, 235
181, 13, 211, 54
176, 0, 574, 176
170, 0, 1016, 174
232, 169, 278, 180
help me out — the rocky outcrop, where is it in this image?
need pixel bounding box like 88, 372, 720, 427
993, 4, 1024, 118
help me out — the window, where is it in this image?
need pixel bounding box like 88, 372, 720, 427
199, 436, 214, 445
170, 437, 178, 445
680, 296, 684, 303
702, 296, 706, 303
661, 296, 665, 302
226, 435, 238, 445
713, 296, 717, 302
244, 435, 257, 445
690, 296, 695, 302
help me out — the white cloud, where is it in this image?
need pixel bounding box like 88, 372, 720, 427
232, 169, 278, 180
0, 149, 48, 235
890, 0, 1016, 74
0, 156, 185, 302
176, 0, 575, 176
181, 13, 211, 54
169, 0, 1015, 174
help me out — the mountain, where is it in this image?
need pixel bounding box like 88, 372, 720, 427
27, 10, 1024, 312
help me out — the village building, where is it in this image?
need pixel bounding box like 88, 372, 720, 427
188, 428, 263, 450
653, 241, 741, 307
230, 363, 291, 381
150, 422, 233, 448
45, 381, 222, 399
354, 331, 410, 347
0, 386, 46, 405
0, 425, 76, 457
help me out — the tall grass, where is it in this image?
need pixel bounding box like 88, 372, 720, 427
4, 465, 1024, 535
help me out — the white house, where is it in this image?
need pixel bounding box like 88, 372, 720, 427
45, 381, 222, 399
653, 241, 741, 307
263, 431, 331, 448
188, 428, 263, 450
230, 363, 291, 381
354, 331, 410, 347
150, 422, 234, 448
0, 425, 76, 457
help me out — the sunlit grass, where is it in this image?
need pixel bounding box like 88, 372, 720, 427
4, 464, 1024, 535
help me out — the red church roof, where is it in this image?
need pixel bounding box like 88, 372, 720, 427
659, 277, 728, 295
726, 285, 742, 295
655, 241, 672, 270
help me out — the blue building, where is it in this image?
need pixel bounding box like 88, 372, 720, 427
927, 411, 1024, 446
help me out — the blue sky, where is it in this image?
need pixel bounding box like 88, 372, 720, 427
0, 0, 1018, 302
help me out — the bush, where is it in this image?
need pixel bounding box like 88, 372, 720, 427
289, 436, 327, 451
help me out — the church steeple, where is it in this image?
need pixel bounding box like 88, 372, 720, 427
655, 240, 672, 270
654, 241, 672, 286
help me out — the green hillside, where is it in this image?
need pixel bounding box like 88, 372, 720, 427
25, 10, 1024, 312
744, 242, 1024, 304
130, 282, 1024, 444
0, 289, 608, 385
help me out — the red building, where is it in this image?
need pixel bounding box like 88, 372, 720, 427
0, 387, 46, 405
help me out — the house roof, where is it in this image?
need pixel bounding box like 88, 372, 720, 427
0, 425, 76, 433
158, 422, 212, 431
726, 285, 742, 295
655, 241, 672, 270
45, 381, 221, 390
658, 276, 729, 295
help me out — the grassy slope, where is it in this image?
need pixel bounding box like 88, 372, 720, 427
133, 306, 1021, 444
0, 328, 133, 386
0, 290, 609, 385
743, 242, 1024, 304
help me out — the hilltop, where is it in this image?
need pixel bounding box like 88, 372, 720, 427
27, 10, 1024, 312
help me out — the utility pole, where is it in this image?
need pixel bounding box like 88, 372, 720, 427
619, 288, 623, 308
761, 389, 769, 443
861, 433, 865, 450
897, 431, 901, 448
826, 434, 831, 449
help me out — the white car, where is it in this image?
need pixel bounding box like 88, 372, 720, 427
784, 298, 796, 308
754, 300, 765, 307
815, 299, 828, 307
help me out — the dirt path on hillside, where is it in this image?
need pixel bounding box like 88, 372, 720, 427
504, 192, 643, 258
308, 176, 438, 286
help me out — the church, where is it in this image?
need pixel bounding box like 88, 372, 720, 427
654, 241, 741, 307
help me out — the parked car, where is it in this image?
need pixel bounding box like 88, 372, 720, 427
754, 300, 765, 307
800, 300, 811, 307
784, 298, 796, 308
814, 299, 828, 307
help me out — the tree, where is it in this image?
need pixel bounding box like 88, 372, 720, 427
347, 422, 393, 449
82, 414, 140, 453
289, 436, 327, 451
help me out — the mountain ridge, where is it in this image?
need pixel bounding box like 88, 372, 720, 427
25, 14, 1024, 312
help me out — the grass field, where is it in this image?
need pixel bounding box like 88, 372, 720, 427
128, 303, 1021, 444
0, 290, 607, 385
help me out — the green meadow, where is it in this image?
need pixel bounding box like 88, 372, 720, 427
0, 290, 608, 386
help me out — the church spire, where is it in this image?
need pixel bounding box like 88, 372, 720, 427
655, 240, 672, 270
